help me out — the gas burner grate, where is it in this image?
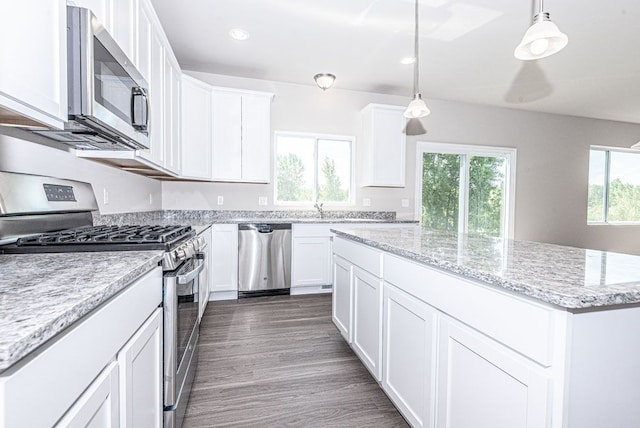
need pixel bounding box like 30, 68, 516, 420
16, 225, 193, 247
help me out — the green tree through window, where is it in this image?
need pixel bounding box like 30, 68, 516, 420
420, 145, 510, 238
422, 153, 460, 231
276, 153, 311, 202
275, 133, 352, 204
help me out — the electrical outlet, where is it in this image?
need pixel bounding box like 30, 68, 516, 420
362, 198, 371, 207
258, 196, 268, 206
103, 188, 109, 205
401, 198, 409, 207
149, 193, 153, 205
217, 195, 224, 205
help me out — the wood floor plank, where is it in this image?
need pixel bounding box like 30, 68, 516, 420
183, 294, 408, 427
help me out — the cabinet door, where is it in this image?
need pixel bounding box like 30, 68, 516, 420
138, 20, 165, 166
211, 224, 239, 292
180, 76, 212, 179
135, 0, 152, 84
292, 237, 331, 287
71, 0, 112, 29
56, 361, 120, 428
0, 0, 67, 127
240, 94, 271, 182
117, 308, 162, 428
211, 91, 242, 180
360, 104, 406, 187
164, 55, 181, 174
198, 228, 212, 318
352, 266, 383, 381
437, 317, 550, 428
383, 283, 437, 428
110, 0, 136, 63
332, 255, 352, 343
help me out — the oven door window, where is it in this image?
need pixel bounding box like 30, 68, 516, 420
176, 259, 201, 363
93, 37, 136, 125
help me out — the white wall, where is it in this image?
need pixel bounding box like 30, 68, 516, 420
0, 131, 161, 214
164, 71, 640, 255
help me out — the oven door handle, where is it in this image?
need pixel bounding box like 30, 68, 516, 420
177, 258, 205, 285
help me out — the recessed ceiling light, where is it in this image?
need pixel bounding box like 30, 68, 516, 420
400, 57, 415, 65
229, 29, 250, 41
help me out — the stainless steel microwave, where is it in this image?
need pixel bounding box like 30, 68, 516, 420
35, 6, 150, 150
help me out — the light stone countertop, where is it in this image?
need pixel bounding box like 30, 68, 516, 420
332, 226, 640, 310
0, 251, 163, 372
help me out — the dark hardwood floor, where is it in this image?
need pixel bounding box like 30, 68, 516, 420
183, 294, 409, 427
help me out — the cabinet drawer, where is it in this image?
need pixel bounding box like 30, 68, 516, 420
333, 237, 382, 278
292, 223, 333, 237
384, 255, 555, 366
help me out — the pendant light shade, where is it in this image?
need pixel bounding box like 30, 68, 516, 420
404, 0, 431, 119
404, 94, 430, 119
514, 4, 568, 60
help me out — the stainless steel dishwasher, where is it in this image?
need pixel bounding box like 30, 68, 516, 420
238, 223, 292, 297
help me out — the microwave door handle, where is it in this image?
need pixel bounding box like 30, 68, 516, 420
131, 87, 149, 132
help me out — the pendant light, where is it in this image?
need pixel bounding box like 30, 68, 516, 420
514, 0, 568, 60
404, 0, 430, 119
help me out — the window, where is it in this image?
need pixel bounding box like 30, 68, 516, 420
416, 142, 516, 238
588, 147, 640, 223
275, 132, 353, 204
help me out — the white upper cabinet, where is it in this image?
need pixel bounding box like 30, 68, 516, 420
181, 75, 213, 180
211, 89, 273, 183
0, 0, 67, 128
240, 93, 271, 182
137, 4, 165, 167
69, 0, 111, 29
71, 0, 136, 65
164, 54, 181, 174
358, 104, 407, 187
211, 91, 242, 180
110, 0, 137, 63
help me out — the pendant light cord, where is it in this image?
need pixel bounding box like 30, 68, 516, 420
413, 0, 420, 95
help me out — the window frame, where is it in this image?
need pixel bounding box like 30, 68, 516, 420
414, 142, 517, 239
273, 131, 355, 206
588, 145, 640, 225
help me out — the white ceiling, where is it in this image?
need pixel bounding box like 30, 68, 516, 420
150, 0, 640, 124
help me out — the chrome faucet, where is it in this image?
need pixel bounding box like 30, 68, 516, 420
314, 202, 324, 219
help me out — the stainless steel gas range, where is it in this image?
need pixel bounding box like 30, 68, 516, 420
0, 171, 202, 428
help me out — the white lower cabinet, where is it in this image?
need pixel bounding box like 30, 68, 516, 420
292, 237, 331, 287
382, 283, 437, 428
0, 268, 163, 427
198, 227, 212, 317
332, 255, 352, 342
117, 308, 163, 428
436, 316, 550, 428
352, 266, 383, 381
56, 361, 120, 428
209, 224, 238, 299
291, 224, 334, 295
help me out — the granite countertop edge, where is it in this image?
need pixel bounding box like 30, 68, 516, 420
331, 229, 639, 310
0, 252, 163, 372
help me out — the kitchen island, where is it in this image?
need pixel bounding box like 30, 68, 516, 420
331, 226, 640, 428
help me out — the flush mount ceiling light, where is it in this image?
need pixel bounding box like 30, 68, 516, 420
229, 28, 250, 41
400, 56, 415, 65
314, 73, 336, 91
514, 0, 568, 60
404, 0, 431, 119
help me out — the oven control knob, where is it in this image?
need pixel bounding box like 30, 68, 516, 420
175, 247, 187, 261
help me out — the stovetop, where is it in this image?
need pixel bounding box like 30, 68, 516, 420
0, 224, 195, 254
